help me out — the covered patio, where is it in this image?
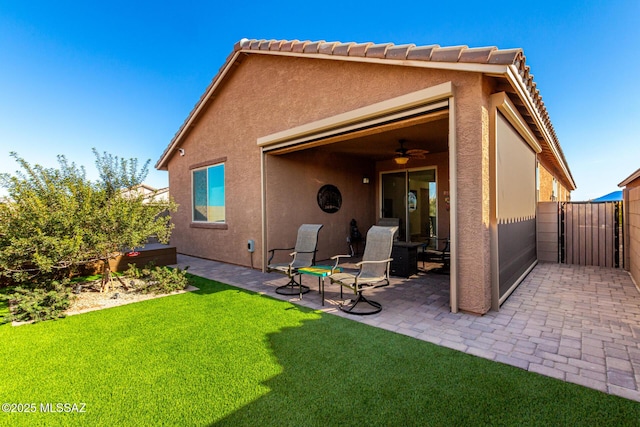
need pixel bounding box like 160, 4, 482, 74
158, 39, 576, 316
175, 254, 640, 402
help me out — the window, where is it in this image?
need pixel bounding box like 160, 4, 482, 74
192, 163, 225, 222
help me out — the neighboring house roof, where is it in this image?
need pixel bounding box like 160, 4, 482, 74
591, 191, 623, 202
156, 38, 576, 190
619, 168, 640, 187
121, 184, 169, 203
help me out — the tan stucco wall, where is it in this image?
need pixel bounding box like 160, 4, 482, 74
538, 161, 570, 202
538, 165, 553, 201
265, 150, 375, 264
165, 53, 514, 314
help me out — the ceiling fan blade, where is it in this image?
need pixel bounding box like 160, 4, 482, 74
406, 148, 429, 159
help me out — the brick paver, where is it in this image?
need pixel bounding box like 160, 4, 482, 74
175, 256, 640, 402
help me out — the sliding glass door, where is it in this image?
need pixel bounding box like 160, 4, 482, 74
381, 168, 437, 244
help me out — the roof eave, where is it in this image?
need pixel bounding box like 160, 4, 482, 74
251, 48, 510, 74
619, 168, 640, 187
505, 65, 577, 191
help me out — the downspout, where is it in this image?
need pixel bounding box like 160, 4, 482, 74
260, 148, 267, 272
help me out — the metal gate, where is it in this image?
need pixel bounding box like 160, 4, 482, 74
560, 201, 623, 268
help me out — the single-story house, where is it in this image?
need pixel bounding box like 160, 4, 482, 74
156, 38, 576, 315
121, 183, 170, 203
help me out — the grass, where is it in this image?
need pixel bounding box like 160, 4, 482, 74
0, 275, 638, 426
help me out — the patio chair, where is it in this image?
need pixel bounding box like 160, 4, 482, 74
424, 237, 450, 274
329, 225, 397, 315
267, 224, 323, 297
377, 217, 400, 241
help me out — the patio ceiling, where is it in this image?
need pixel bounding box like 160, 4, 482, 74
264, 98, 450, 163
312, 117, 449, 161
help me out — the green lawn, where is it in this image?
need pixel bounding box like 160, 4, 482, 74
0, 275, 638, 426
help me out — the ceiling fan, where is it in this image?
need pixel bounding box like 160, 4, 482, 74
394, 139, 429, 165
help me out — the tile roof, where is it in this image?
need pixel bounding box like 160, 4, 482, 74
158, 38, 575, 189
233, 38, 523, 64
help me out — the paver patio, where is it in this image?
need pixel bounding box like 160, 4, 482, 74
174, 255, 640, 402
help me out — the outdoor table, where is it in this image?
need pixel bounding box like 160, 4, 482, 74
297, 265, 341, 306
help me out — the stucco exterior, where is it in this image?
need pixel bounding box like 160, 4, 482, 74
538, 161, 570, 202
158, 39, 575, 315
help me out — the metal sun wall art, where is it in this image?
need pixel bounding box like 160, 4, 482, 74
317, 184, 342, 213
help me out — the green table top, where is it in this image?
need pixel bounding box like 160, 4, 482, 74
298, 265, 341, 277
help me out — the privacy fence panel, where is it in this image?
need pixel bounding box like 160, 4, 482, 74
560, 201, 622, 268
536, 202, 559, 263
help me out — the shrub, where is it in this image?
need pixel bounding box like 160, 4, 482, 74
4, 281, 73, 323
125, 264, 190, 294
0, 151, 177, 291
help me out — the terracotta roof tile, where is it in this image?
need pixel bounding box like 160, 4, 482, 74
333, 43, 353, 56
488, 48, 523, 65
385, 44, 415, 60
303, 40, 325, 53
406, 44, 439, 61
459, 46, 497, 63
291, 40, 310, 53
279, 40, 299, 52
318, 41, 340, 55
269, 40, 281, 50
365, 43, 393, 59
348, 42, 373, 57
431, 45, 467, 62
266, 40, 284, 51
249, 39, 263, 50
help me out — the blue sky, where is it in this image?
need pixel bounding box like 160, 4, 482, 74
1, 1, 638, 201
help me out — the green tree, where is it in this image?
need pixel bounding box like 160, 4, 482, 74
0, 150, 176, 291
93, 148, 150, 198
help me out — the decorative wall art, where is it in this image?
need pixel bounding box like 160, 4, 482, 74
317, 184, 342, 213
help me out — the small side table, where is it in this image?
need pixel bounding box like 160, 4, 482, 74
298, 265, 341, 306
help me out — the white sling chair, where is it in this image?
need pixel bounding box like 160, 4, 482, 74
267, 224, 323, 298
329, 225, 397, 315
